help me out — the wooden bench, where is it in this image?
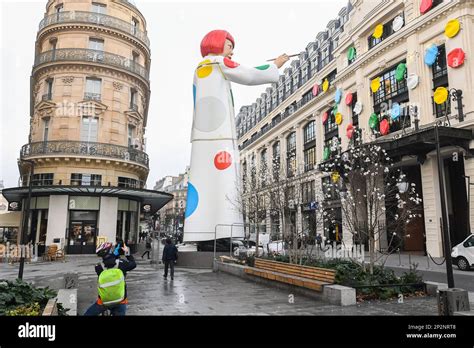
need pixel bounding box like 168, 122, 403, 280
244, 258, 336, 292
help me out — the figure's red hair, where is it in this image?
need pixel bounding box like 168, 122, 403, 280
200, 30, 235, 57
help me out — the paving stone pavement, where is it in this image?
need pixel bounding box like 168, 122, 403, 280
0, 256, 439, 316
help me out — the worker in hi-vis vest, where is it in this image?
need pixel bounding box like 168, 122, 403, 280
84, 241, 136, 316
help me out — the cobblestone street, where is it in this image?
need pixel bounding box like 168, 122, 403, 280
0, 256, 439, 315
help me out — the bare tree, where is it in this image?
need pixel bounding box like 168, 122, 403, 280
320, 133, 423, 274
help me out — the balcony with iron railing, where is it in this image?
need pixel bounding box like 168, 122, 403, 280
38, 11, 150, 47
18, 176, 146, 189
34, 48, 150, 81
84, 92, 101, 101
20, 140, 149, 168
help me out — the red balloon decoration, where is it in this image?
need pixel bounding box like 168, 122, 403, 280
312, 84, 320, 97
380, 119, 390, 135
322, 111, 328, 124
420, 0, 433, 14
346, 124, 354, 139
345, 93, 353, 106
447, 48, 466, 68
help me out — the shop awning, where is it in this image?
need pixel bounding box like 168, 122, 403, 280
375, 125, 473, 158
1, 186, 173, 214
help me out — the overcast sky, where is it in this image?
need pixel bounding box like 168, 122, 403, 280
0, 0, 347, 188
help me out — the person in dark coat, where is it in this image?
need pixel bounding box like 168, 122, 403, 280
141, 235, 152, 259
162, 238, 178, 280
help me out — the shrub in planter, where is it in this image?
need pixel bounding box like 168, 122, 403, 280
0, 279, 57, 316
6, 302, 41, 316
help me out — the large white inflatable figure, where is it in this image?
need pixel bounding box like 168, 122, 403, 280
183, 30, 289, 242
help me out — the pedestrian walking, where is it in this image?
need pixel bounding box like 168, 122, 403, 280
141, 235, 152, 259
162, 238, 178, 280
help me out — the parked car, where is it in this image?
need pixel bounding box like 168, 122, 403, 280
197, 238, 246, 252
267, 240, 286, 255
451, 234, 474, 271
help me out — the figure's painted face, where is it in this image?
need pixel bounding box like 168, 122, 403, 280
221, 39, 234, 59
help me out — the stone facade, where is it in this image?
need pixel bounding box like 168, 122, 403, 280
237, 0, 474, 257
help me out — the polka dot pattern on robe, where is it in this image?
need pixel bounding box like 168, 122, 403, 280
197, 59, 213, 78
255, 64, 270, 70
194, 96, 226, 132
214, 151, 232, 170
185, 182, 199, 218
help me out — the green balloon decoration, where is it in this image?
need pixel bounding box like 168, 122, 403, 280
347, 47, 356, 61
369, 113, 379, 129
323, 147, 330, 161
395, 63, 407, 82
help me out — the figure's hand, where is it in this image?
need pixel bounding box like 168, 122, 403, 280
274, 54, 290, 69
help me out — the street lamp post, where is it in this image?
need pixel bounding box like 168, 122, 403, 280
18, 159, 35, 280
434, 124, 455, 288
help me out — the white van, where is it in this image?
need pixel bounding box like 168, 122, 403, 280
451, 234, 474, 271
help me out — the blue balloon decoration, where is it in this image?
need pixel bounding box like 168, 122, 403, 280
185, 182, 199, 218
391, 103, 401, 120
424, 45, 439, 66
334, 89, 342, 104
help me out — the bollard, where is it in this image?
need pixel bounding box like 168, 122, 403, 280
398, 248, 401, 266
427, 254, 430, 269
438, 288, 471, 316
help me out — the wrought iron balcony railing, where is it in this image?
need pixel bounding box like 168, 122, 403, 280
34, 48, 150, 80
84, 92, 102, 101
18, 176, 146, 189
39, 11, 150, 47
20, 141, 149, 167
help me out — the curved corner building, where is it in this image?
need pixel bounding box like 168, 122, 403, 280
3, 0, 172, 254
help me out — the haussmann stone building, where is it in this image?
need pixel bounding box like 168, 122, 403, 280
2, 0, 172, 254
236, 0, 474, 258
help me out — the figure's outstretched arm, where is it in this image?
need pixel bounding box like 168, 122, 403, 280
216, 56, 280, 86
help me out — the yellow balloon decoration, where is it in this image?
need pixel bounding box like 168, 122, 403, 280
445, 19, 461, 38
373, 24, 384, 39
371, 77, 381, 93
434, 87, 449, 105
331, 172, 340, 184
335, 112, 343, 125
322, 79, 330, 92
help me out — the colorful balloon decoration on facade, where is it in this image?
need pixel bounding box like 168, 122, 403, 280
369, 113, 379, 129
380, 119, 390, 135
447, 48, 465, 68
391, 103, 401, 120
395, 63, 407, 82
322, 79, 330, 92
323, 147, 330, 161
335, 88, 342, 104
434, 87, 449, 105
420, 0, 433, 15
345, 92, 353, 106
353, 101, 363, 115
371, 77, 381, 93
346, 123, 354, 139
407, 74, 419, 90
335, 112, 343, 125
445, 19, 461, 38
312, 83, 320, 96
347, 47, 356, 61
392, 15, 404, 32
373, 24, 384, 39
322, 111, 329, 124
424, 44, 439, 66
